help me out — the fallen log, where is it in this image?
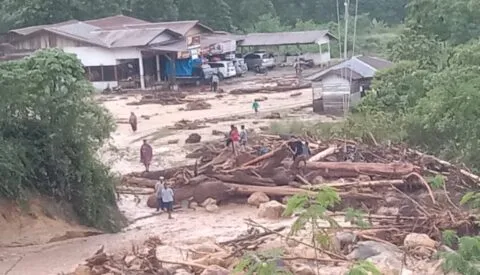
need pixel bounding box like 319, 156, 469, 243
228, 183, 383, 200
127, 165, 195, 180
289, 161, 416, 178
302, 179, 405, 190
210, 173, 276, 187
122, 176, 157, 189
308, 145, 337, 162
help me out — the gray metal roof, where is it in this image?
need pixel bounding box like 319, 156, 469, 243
85, 15, 148, 29
307, 56, 393, 81
123, 20, 213, 36
10, 20, 80, 35
238, 30, 335, 46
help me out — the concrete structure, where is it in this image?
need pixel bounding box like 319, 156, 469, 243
307, 56, 393, 115
2, 16, 216, 90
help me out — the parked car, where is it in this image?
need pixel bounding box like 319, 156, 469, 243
208, 61, 236, 79
244, 52, 276, 70
232, 58, 248, 76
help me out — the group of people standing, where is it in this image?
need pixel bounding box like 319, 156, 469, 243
226, 124, 248, 154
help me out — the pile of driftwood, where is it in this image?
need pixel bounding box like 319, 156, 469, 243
121, 135, 479, 245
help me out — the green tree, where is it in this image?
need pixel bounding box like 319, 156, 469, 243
0, 49, 123, 231
129, 0, 178, 22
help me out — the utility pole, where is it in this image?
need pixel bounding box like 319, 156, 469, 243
343, 0, 349, 76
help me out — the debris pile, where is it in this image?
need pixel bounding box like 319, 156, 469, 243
122, 135, 479, 248
126, 92, 189, 106
185, 99, 212, 111
229, 82, 311, 95
168, 119, 208, 130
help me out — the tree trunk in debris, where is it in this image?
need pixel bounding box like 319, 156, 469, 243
210, 172, 276, 186
290, 162, 417, 178
229, 83, 312, 95
308, 146, 337, 162
122, 176, 157, 188
227, 183, 383, 200
126, 165, 195, 180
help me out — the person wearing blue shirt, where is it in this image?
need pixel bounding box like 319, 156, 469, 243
161, 183, 175, 219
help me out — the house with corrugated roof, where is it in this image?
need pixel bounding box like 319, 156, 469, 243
307, 55, 394, 115
2, 15, 223, 90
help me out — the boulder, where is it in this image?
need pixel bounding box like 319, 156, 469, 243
186, 133, 201, 144
147, 194, 159, 208
376, 206, 399, 216
312, 176, 324, 185
334, 231, 357, 251
288, 263, 315, 275
258, 201, 286, 219
347, 241, 402, 261
404, 233, 436, 249
74, 265, 93, 275
205, 204, 219, 213
201, 198, 217, 207
200, 265, 229, 275
282, 196, 291, 205
247, 192, 270, 206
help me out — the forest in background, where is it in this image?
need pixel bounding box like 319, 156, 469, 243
0, 0, 406, 56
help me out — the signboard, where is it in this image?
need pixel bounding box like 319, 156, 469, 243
208, 40, 236, 55
177, 51, 191, 59
187, 35, 201, 49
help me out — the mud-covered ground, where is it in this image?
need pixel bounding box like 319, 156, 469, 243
0, 68, 334, 275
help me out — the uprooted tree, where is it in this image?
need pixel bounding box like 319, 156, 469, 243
0, 49, 124, 231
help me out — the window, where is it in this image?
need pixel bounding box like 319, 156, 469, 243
102, 66, 116, 81
85, 66, 117, 82
87, 66, 102, 81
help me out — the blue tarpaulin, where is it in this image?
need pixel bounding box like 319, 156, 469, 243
165, 58, 193, 76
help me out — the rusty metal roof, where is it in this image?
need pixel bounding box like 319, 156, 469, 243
85, 15, 148, 29
238, 30, 336, 46
123, 20, 213, 35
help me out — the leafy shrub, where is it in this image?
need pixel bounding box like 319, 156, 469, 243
0, 49, 123, 231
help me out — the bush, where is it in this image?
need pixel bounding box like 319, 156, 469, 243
0, 49, 123, 231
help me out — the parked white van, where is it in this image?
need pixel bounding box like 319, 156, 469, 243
208, 61, 237, 79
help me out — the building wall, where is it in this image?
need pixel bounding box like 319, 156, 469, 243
186, 25, 209, 37
63, 47, 141, 66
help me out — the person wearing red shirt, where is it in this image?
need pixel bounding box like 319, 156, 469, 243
226, 125, 240, 154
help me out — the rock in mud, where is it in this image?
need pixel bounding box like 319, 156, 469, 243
74, 265, 93, 275
347, 241, 402, 260
167, 139, 179, 144
334, 231, 357, 251
258, 200, 286, 219
147, 195, 158, 208
404, 233, 436, 249
290, 92, 302, 97
205, 204, 219, 213
376, 206, 399, 216
201, 198, 217, 207
247, 192, 270, 206
264, 112, 281, 119
288, 263, 315, 275
186, 133, 201, 144
200, 265, 229, 275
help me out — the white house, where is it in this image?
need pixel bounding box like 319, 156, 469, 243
307, 55, 394, 114
3, 15, 216, 90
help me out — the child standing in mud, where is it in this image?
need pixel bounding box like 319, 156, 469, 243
252, 99, 259, 114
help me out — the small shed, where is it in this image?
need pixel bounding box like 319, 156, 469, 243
307, 56, 393, 115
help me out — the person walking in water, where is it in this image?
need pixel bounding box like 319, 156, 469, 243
129, 112, 138, 133
252, 99, 259, 114
211, 73, 219, 92
140, 139, 153, 172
